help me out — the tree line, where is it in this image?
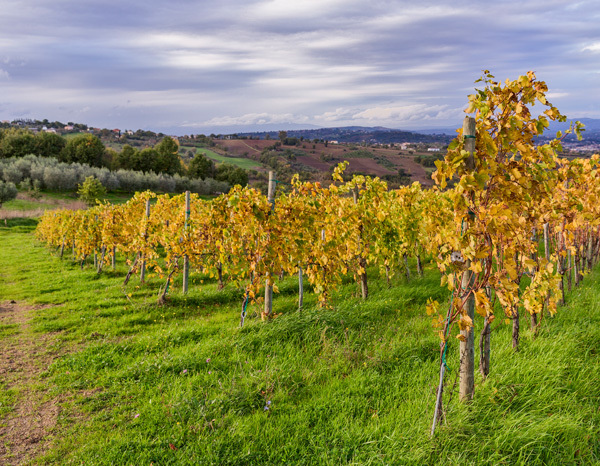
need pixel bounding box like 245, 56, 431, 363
0, 128, 249, 188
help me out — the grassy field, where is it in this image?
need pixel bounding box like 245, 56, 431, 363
191, 147, 264, 170
0, 219, 599, 465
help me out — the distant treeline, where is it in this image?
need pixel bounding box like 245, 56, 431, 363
0, 155, 230, 195
0, 128, 249, 191
231, 127, 454, 145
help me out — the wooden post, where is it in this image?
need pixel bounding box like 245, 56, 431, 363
459, 116, 476, 402
543, 223, 551, 316
140, 199, 151, 284
93, 215, 98, 269
112, 246, 116, 270
512, 305, 520, 350
459, 263, 476, 401
567, 249, 573, 292
298, 264, 304, 311
353, 185, 368, 300
574, 248, 580, 287
479, 316, 492, 378
557, 226, 565, 306
587, 233, 593, 271
263, 171, 275, 320
183, 191, 190, 294
530, 228, 538, 329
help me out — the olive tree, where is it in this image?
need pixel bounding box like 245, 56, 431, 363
0, 180, 18, 208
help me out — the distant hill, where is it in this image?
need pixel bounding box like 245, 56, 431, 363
545, 118, 600, 136
232, 127, 453, 145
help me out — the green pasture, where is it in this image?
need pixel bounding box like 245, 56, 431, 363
0, 219, 598, 465
194, 148, 263, 170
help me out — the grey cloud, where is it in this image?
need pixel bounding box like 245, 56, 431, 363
0, 0, 598, 131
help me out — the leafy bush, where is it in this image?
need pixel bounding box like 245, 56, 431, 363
78, 176, 107, 206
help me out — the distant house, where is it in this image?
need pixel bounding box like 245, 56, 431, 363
126, 130, 134, 136
427, 148, 441, 152
64, 125, 74, 131
328, 140, 339, 145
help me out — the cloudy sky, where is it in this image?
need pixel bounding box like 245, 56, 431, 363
0, 0, 599, 134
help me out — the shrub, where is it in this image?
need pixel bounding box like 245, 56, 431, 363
78, 176, 107, 206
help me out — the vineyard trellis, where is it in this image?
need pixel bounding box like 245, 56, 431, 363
35, 71, 600, 435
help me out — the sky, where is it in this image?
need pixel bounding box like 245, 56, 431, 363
0, 0, 599, 134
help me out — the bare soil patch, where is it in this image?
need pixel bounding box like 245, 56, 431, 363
0, 301, 66, 465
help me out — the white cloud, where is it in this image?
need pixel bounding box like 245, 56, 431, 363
350, 104, 464, 124
195, 113, 310, 127
582, 42, 600, 53
0, 0, 598, 131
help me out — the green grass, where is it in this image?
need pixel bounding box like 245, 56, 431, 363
2, 197, 57, 211
196, 148, 264, 170
0, 220, 598, 465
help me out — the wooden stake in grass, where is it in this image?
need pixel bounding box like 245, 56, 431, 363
183, 191, 190, 295
298, 263, 304, 311
459, 116, 476, 403
353, 185, 368, 300
140, 199, 151, 284
459, 264, 476, 401
479, 315, 492, 378
512, 304, 520, 351
543, 222, 551, 316
530, 228, 538, 330
263, 171, 275, 320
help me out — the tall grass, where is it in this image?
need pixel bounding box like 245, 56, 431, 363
0, 220, 598, 465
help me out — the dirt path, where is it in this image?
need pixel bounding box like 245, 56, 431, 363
0, 301, 64, 465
